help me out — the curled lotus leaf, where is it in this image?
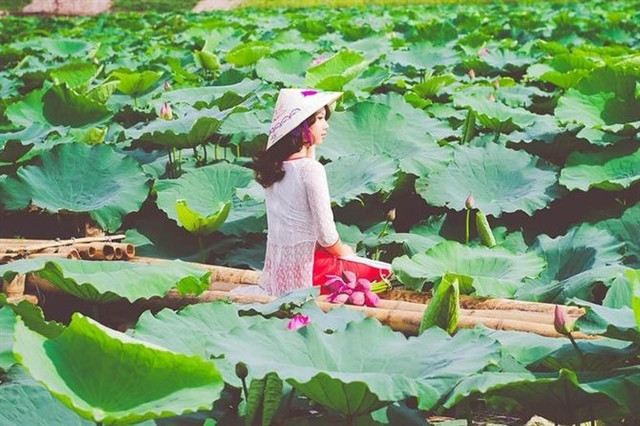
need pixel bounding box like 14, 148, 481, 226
255, 49, 313, 86
304, 50, 369, 89
176, 199, 231, 236
155, 162, 253, 225
559, 145, 640, 191
416, 143, 561, 217
0, 143, 151, 232
13, 314, 224, 425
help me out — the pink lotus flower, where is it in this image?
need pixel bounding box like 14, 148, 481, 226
311, 56, 327, 66
287, 314, 310, 331
349, 291, 365, 306
467, 68, 475, 79
159, 102, 173, 120
324, 272, 381, 307
553, 305, 574, 336
478, 47, 489, 55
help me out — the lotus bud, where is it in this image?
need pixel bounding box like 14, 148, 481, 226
287, 314, 310, 331
323, 275, 345, 294
343, 270, 357, 287
311, 56, 327, 66
364, 290, 380, 307
478, 47, 489, 55
163, 81, 172, 90
553, 305, 574, 336
488, 92, 496, 102
465, 195, 474, 210
387, 208, 396, 222
356, 278, 372, 292
467, 68, 475, 79
349, 291, 365, 306
329, 292, 349, 304
235, 362, 248, 379
159, 102, 173, 120
493, 79, 500, 89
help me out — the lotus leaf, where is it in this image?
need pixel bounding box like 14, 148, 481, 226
4, 87, 48, 128
573, 299, 639, 343
0, 293, 63, 339
126, 106, 229, 148
155, 161, 253, 224
193, 49, 220, 71
156, 79, 263, 110
42, 83, 111, 128
0, 143, 151, 232
13, 314, 224, 425
0, 257, 211, 303
49, 62, 99, 89
255, 49, 313, 86
225, 41, 271, 66
412, 75, 457, 98
210, 319, 498, 415
515, 225, 625, 303
176, 199, 231, 236
416, 143, 560, 217
452, 93, 537, 133
321, 102, 431, 161
386, 43, 460, 70
602, 272, 635, 309
111, 70, 163, 97
479, 49, 538, 70
0, 366, 92, 426
325, 155, 397, 207
12, 37, 94, 58
305, 50, 369, 89
392, 240, 545, 296
443, 368, 640, 424
218, 109, 271, 145
0, 307, 16, 371
560, 145, 640, 191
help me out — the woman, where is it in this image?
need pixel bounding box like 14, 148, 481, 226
252, 88, 391, 296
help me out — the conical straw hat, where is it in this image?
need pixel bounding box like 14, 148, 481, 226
266, 88, 343, 150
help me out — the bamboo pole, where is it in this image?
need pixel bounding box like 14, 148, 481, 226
158, 289, 595, 339
131, 256, 261, 284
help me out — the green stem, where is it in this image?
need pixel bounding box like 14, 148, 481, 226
240, 376, 249, 403
377, 220, 390, 239
465, 208, 470, 244
236, 143, 241, 159
214, 143, 219, 161
167, 148, 174, 178
178, 148, 183, 175
91, 304, 100, 322
133, 96, 138, 108
568, 333, 584, 363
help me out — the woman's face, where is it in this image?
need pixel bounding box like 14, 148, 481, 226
308, 108, 329, 145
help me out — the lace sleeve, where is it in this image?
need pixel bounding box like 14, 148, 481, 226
301, 160, 339, 247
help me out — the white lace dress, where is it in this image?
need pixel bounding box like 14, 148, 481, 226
255, 158, 339, 296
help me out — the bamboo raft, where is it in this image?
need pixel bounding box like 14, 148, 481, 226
0, 237, 589, 338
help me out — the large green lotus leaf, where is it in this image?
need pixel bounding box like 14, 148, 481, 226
595, 202, 640, 267
391, 240, 545, 296
13, 314, 224, 425
572, 299, 639, 343
111, 70, 163, 96
126, 107, 228, 148
0, 293, 63, 339
42, 83, 112, 128
386, 43, 460, 70
452, 93, 537, 133
255, 49, 313, 86
305, 50, 369, 88
369, 92, 457, 142
4, 87, 48, 128
49, 62, 99, 89
321, 102, 431, 162
217, 109, 271, 145
526, 54, 599, 89
12, 37, 94, 58
515, 225, 625, 303
0, 258, 211, 303
0, 366, 92, 426
211, 319, 499, 415
442, 368, 640, 425
325, 155, 397, 207
416, 144, 560, 217
479, 49, 538, 70
0, 307, 16, 371
225, 41, 271, 67
560, 145, 640, 191
155, 79, 263, 110
0, 143, 151, 232
155, 162, 253, 223
0, 123, 56, 164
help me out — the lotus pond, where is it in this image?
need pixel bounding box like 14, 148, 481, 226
0, 1, 639, 425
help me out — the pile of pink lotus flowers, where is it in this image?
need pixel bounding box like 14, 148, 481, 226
324, 271, 383, 307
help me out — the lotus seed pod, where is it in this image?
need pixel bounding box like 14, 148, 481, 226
235, 362, 248, 380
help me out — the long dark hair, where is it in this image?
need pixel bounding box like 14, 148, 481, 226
253, 105, 331, 188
